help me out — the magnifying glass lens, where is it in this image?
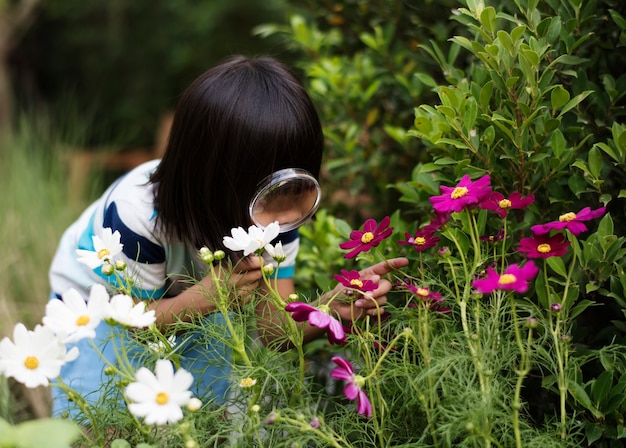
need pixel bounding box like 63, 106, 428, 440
250, 169, 321, 232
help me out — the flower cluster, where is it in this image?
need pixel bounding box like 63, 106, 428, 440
0, 229, 200, 427
316, 173, 606, 418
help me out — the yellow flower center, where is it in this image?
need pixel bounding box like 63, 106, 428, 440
155, 392, 169, 405
416, 287, 429, 297
361, 232, 375, 243
559, 212, 576, 222
414, 237, 426, 246
451, 186, 468, 199
498, 199, 512, 209
75, 315, 90, 326
498, 274, 517, 285
239, 377, 257, 388
97, 248, 111, 259
537, 243, 552, 253
24, 356, 39, 370
350, 279, 364, 288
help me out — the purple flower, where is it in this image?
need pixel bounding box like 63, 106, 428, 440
429, 174, 492, 214
339, 216, 393, 259
334, 269, 378, 293
398, 228, 440, 252
480, 191, 534, 218
531, 207, 606, 236
472, 262, 539, 294
518, 233, 570, 258
285, 302, 346, 345
331, 356, 372, 418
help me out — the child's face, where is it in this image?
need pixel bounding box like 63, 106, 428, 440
249, 169, 321, 232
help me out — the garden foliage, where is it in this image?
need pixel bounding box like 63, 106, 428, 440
2, 0, 626, 447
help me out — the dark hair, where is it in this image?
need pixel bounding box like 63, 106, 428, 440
150, 55, 324, 255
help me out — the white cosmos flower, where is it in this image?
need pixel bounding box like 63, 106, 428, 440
125, 359, 194, 425
76, 227, 124, 269
43, 284, 110, 343
264, 241, 286, 262
223, 221, 280, 256
106, 294, 156, 328
0, 323, 76, 388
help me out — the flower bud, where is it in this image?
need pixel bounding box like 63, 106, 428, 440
550, 303, 562, 313
213, 250, 226, 261
438, 246, 451, 258
187, 397, 202, 412
310, 417, 321, 429
114, 259, 127, 271
525, 317, 538, 329
102, 263, 115, 276
199, 247, 214, 264
251, 404, 261, 413
262, 264, 275, 275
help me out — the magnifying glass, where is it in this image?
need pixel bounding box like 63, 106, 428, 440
249, 168, 322, 232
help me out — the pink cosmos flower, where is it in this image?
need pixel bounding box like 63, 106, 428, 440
480, 192, 535, 218
429, 174, 492, 213
398, 229, 440, 252
331, 356, 372, 418
334, 270, 378, 294
285, 302, 346, 345
339, 216, 393, 259
472, 262, 539, 294
531, 207, 606, 236
518, 233, 570, 258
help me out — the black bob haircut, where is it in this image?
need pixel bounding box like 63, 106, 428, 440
150, 55, 324, 256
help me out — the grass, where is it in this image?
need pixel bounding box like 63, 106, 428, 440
0, 114, 95, 422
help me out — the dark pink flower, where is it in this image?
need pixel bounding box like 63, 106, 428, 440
285, 302, 346, 345
518, 233, 570, 258
480, 228, 509, 243
425, 212, 451, 232
339, 216, 393, 259
334, 269, 378, 293
472, 262, 539, 294
480, 191, 535, 218
429, 175, 492, 213
331, 356, 372, 418
398, 229, 440, 252
531, 207, 606, 236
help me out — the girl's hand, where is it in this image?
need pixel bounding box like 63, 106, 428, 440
327, 257, 409, 321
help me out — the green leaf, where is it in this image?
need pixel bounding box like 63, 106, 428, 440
546, 256, 567, 278
551, 85, 570, 112
609, 9, 626, 31
479, 7, 497, 34
558, 90, 594, 118
568, 380, 604, 418
591, 370, 614, 405
587, 146, 603, 178
15, 419, 82, 448
570, 299, 596, 320
0, 418, 17, 448
110, 439, 132, 448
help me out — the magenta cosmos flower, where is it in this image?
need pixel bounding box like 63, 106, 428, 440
531, 207, 606, 236
339, 216, 393, 259
285, 302, 346, 344
480, 191, 535, 218
398, 228, 440, 252
472, 261, 539, 294
331, 356, 372, 418
334, 269, 378, 294
518, 233, 570, 258
429, 174, 492, 214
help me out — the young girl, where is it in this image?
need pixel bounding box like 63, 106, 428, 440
49, 54, 407, 417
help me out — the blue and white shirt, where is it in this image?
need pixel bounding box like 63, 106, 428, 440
49, 159, 299, 416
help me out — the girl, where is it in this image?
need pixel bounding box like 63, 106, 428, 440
49, 54, 407, 417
